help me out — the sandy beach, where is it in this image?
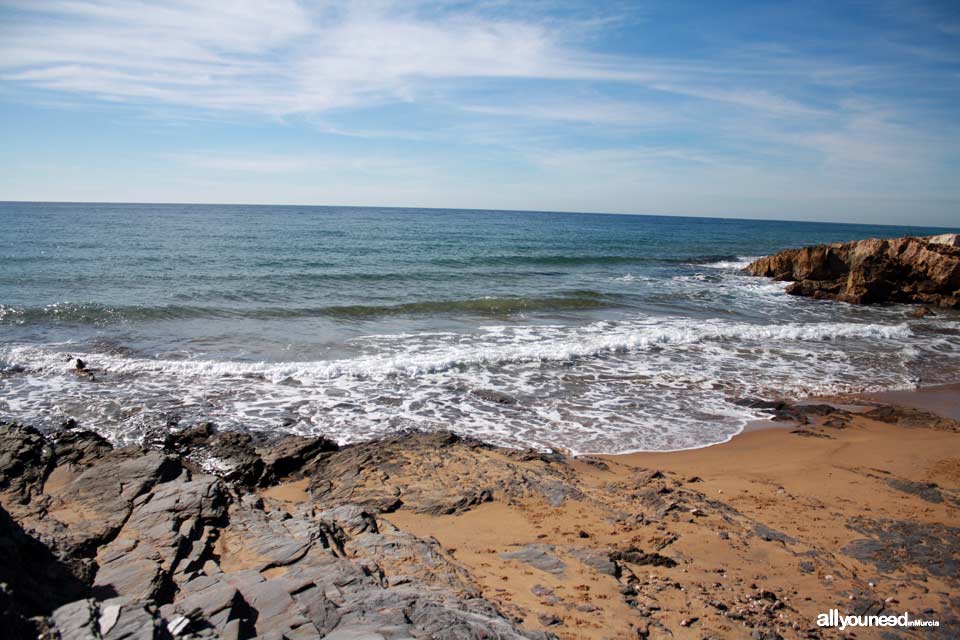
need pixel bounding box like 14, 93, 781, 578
382, 386, 960, 638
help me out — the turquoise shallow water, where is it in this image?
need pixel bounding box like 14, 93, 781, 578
1, 202, 958, 453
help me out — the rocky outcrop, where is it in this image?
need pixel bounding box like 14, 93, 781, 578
3, 407, 959, 640
746, 234, 960, 307
0, 424, 550, 640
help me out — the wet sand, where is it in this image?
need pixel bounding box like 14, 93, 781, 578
385, 385, 960, 639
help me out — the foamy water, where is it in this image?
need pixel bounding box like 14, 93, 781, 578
1, 203, 958, 453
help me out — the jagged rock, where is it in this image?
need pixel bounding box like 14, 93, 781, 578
93, 472, 229, 602
47, 448, 182, 554
256, 434, 338, 484
164, 424, 337, 487
747, 234, 960, 307
49, 597, 167, 640
0, 423, 52, 502
51, 430, 113, 467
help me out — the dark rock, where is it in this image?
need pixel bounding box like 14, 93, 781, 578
863, 405, 960, 432
0, 423, 52, 502
886, 478, 944, 503
569, 547, 620, 577
843, 516, 960, 577
0, 504, 90, 635
538, 612, 563, 626
256, 434, 338, 484
472, 388, 518, 405
500, 544, 567, 575
51, 430, 112, 467
753, 524, 796, 544
610, 548, 677, 568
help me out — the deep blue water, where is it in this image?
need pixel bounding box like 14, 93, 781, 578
1, 202, 958, 453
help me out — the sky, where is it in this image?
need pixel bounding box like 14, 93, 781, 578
0, 1, 959, 226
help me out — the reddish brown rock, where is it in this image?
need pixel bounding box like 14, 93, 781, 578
747, 234, 960, 307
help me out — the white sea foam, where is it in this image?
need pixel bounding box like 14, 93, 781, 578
700, 256, 760, 270
1, 314, 952, 456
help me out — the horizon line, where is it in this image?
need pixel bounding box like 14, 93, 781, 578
1, 199, 958, 232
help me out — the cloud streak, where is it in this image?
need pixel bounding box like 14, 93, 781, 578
0, 0, 654, 115
1, 1, 958, 224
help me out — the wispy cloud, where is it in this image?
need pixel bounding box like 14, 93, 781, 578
0, 0, 652, 115
1, 1, 958, 224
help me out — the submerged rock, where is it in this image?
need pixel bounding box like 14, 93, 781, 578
747, 234, 960, 307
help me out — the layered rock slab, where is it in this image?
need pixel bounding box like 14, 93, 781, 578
0, 424, 549, 640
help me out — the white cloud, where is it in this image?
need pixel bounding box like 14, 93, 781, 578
0, 0, 652, 115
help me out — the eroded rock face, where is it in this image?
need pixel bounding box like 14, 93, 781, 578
746, 234, 960, 307
0, 424, 550, 640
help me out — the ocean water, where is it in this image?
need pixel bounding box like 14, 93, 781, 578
1, 202, 958, 454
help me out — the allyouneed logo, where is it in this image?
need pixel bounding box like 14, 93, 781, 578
817, 609, 940, 630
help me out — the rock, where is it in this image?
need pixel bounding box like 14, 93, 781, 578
911, 305, 935, 318
863, 405, 960, 432
416, 488, 493, 516
747, 235, 960, 308
843, 516, 960, 577
51, 430, 112, 467
928, 233, 960, 247
500, 544, 567, 575
164, 425, 338, 488
305, 429, 581, 515
538, 612, 563, 626
569, 547, 620, 577
47, 448, 182, 554
610, 548, 677, 568
93, 472, 229, 602
256, 434, 338, 484
49, 597, 166, 640
0, 423, 52, 502
886, 478, 944, 503
472, 388, 518, 405
0, 504, 90, 635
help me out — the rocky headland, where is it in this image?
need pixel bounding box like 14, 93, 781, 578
2, 388, 959, 639
746, 234, 960, 308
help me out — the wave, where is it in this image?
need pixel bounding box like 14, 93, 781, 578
3, 319, 914, 382
428, 254, 744, 268
0, 293, 615, 325
698, 256, 760, 269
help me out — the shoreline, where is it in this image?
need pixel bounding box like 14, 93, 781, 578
2, 382, 958, 638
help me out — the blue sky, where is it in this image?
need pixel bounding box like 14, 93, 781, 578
1, 1, 958, 225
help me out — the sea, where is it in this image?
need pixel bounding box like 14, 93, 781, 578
1, 202, 958, 455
